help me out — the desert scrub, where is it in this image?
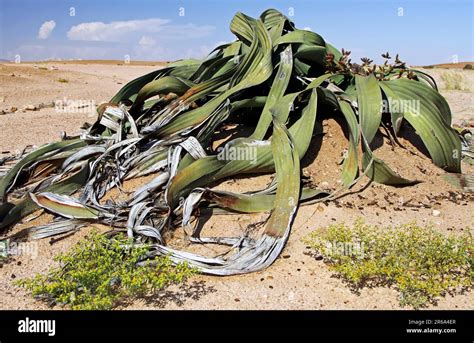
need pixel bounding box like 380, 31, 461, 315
57, 78, 69, 83
304, 221, 473, 308
16, 231, 195, 310
440, 70, 469, 91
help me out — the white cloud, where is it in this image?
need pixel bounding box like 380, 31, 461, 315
8, 18, 217, 62
67, 19, 215, 43
67, 18, 170, 41
138, 36, 156, 46
38, 20, 56, 39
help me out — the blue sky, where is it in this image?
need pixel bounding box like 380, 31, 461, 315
0, 0, 472, 65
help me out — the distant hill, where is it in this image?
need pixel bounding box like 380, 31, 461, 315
418, 62, 474, 69
0, 59, 169, 66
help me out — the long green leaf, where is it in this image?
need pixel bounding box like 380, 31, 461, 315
379, 78, 461, 172
338, 100, 360, 186
265, 119, 300, 237
0, 139, 85, 202
355, 74, 382, 144
30, 192, 107, 219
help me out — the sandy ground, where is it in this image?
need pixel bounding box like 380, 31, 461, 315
0, 62, 473, 310
0, 62, 164, 152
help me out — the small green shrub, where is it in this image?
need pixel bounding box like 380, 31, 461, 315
440, 70, 468, 90
463, 64, 473, 70
57, 78, 69, 83
17, 231, 195, 310
304, 221, 473, 308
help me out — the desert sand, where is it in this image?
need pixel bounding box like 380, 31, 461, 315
0, 61, 473, 310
